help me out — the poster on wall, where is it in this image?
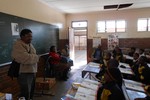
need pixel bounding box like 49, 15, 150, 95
93, 37, 101, 48
11, 23, 19, 36
108, 34, 119, 50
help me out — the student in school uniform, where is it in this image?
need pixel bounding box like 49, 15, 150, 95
49, 45, 70, 81
131, 56, 150, 84
61, 44, 74, 67
91, 44, 103, 63
136, 56, 150, 85
130, 52, 140, 67
139, 49, 145, 57
128, 47, 136, 57
112, 46, 123, 62
95, 52, 112, 80
97, 67, 125, 100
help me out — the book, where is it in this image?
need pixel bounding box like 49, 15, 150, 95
88, 62, 100, 68
80, 81, 99, 91
77, 87, 97, 96
74, 92, 95, 100
119, 62, 130, 68
83, 79, 99, 85
124, 79, 145, 92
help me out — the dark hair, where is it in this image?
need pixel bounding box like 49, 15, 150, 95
50, 45, 55, 52
108, 59, 119, 68
134, 53, 139, 57
20, 29, 32, 37
131, 47, 136, 51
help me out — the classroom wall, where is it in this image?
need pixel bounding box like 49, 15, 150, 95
66, 7, 150, 39
0, 0, 67, 98
0, 0, 67, 39
66, 7, 150, 51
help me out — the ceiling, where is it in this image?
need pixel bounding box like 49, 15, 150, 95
39, 0, 150, 14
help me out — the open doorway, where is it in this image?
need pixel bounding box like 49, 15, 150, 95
70, 21, 87, 69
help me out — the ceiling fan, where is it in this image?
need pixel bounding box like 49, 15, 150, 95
104, 3, 133, 10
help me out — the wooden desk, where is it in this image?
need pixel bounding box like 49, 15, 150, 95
126, 89, 146, 100
119, 67, 134, 75
123, 79, 145, 93
122, 81, 146, 100
82, 62, 100, 79
119, 62, 131, 68
124, 54, 133, 60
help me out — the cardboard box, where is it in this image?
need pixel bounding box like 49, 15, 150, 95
0, 93, 5, 100
35, 77, 56, 90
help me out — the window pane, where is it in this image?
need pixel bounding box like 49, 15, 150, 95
106, 21, 115, 33
137, 19, 147, 31
97, 21, 105, 32
72, 21, 87, 28
116, 20, 126, 32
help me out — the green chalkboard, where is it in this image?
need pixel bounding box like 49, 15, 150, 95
0, 12, 59, 65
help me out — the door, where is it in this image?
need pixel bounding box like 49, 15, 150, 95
68, 27, 75, 61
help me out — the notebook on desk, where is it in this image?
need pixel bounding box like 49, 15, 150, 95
83, 79, 99, 85
87, 62, 100, 68
124, 79, 145, 92
80, 81, 99, 91
77, 87, 97, 96
119, 62, 130, 68
74, 92, 95, 100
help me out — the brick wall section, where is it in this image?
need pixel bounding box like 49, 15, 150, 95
101, 39, 108, 50
0, 65, 19, 100
0, 55, 48, 100
119, 38, 150, 49
58, 39, 69, 51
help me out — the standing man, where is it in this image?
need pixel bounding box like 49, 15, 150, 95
11, 29, 39, 100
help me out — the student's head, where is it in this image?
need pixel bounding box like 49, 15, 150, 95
50, 45, 56, 52
139, 49, 144, 54
107, 59, 119, 68
133, 53, 139, 60
20, 29, 32, 44
103, 52, 111, 61
138, 56, 147, 64
104, 67, 122, 85
65, 44, 69, 49
131, 47, 136, 52
98, 44, 101, 49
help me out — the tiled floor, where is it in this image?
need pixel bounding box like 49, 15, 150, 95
33, 50, 87, 100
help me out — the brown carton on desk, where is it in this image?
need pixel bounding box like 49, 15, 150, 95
35, 77, 56, 90
0, 92, 5, 100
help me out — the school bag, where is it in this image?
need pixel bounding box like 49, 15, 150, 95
7, 60, 20, 79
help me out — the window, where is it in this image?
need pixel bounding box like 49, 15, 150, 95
137, 18, 147, 31
72, 21, 87, 28
106, 21, 115, 33
97, 21, 105, 32
116, 20, 126, 32
97, 20, 126, 33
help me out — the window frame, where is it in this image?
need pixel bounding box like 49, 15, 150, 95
97, 20, 126, 33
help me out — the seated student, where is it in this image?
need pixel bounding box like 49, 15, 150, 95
97, 67, 125, 100
49, 45, 70, 81
139, 48, 145, 57
91, 44, 103, 63
112, 46, 123, 62
131, 56, 150, 84
95, 52, 112, 80
135, 85, 150, 100
129, 52, 140, 67
128, 47, 136, 57
61, 44, 73, 66
136, 56, 150, 85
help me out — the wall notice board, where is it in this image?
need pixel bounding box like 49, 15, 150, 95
0, 12, 59, 66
